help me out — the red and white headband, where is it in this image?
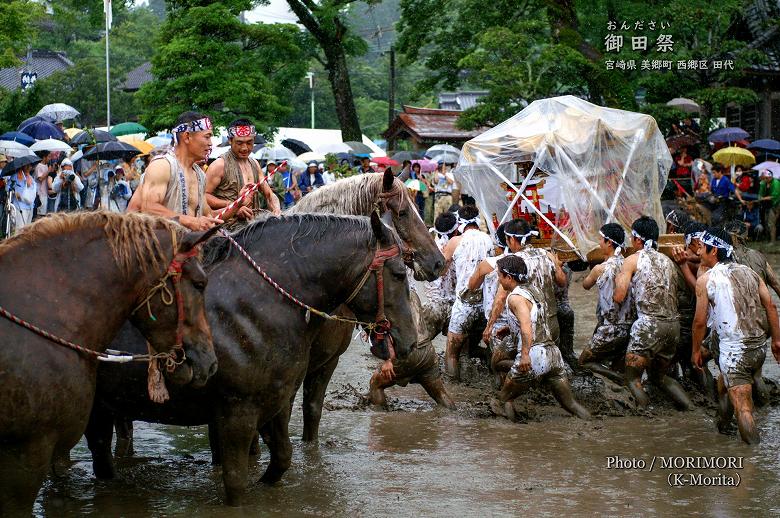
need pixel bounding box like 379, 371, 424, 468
227, 125, 256, 138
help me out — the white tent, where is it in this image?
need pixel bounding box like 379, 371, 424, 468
272, 127, 385, 157
454, 95, 672, 257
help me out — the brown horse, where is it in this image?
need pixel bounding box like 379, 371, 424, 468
0, 211, 217, 515
288, 171, 447, 442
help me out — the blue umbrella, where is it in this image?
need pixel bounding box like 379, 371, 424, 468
0, 131, 35, 146
18, 119, 66, 140
748, 139, 780, 152
708, 127, 749, 143
17, 115, 45, 131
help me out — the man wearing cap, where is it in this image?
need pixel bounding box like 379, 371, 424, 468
758, 170, 780, 242
433, 161, 455, 218
614, 216, 692, 410
692, 227, 780, 444
206, 118, 280, 222
134, 111, 227, 231
51, 158, 84, 213
298, 161, 324, 196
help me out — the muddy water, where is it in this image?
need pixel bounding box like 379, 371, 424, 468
35, 257, 780, 517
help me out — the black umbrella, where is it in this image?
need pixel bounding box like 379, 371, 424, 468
82, 141, 141, 161
281, 138, 312, 155
254, 134, 267, 145
71, 129, 118, 146
391, 151, 423, 162
253, 143, 266, 153
1, 154, 41, 177
344, 141, 373, 154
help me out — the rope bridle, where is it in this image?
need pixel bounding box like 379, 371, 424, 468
0, 229, 200, 370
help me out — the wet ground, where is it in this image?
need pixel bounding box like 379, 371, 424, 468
35, 254, 780, 517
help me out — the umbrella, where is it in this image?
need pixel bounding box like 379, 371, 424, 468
82, 141, 142, 161
36, 103, 80, 122
428, 151, 460, 164
318, 142, 353, 154
404, 179, 428, 193
71, 129, 117, 146
426, 144, 460, 156
116, 136, 154, 154
665, 134, 699, 153
1, 154, 41, 177
210, 145, 230, 160
30, 139, 72, 153
110, 122, 148, 137
748, 139, 780, 152
709, 127, 750, 143
297, 151, 326, 163
0, 131, 35, 146
146, 135, 173, 147
411, 158, 438, 173
253, 143, 266, 153
754, 161, 780, 177
712, 146, 756, 179
665, 98, 700, 113
281, 138, 312, 155
18, 119, 65, 140
344, 141, 373, 154
253, 146, 297, 162
373, 156, 399, 167
0, 140, 34, 158
64, 127, 82, 139
391, 151, 424, 162
254, 134, 267, 145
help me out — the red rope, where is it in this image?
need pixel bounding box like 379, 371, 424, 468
213, 164, 279, 220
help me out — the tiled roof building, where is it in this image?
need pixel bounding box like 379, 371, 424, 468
0, 50, 73, 91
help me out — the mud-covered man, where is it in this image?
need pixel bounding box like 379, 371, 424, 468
692, 227, 780, 444
614, 216, 692, 409
492, 255, 590, 421
579, 223, 635, 383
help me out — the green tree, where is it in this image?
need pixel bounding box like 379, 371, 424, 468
0, 0, 45, 67
138, 0, 302, 135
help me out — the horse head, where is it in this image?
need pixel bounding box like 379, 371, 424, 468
344, 209, 417, 361
378, 170, 445, 281
130, 224, 221, 388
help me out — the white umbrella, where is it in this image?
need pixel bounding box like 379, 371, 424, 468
36, 103, 80, 122
666, 98, 700, 113
146, 135, 173, 147
0, 140, 34, 158
428, 151, 460, 164
316, 142, 352, 154
426, 144, 460, 156
297, 151, 326, 162
252, 146, 297, 162
70, 149, 83, 163
31, 138, 72, 153
209, 145, 230, 160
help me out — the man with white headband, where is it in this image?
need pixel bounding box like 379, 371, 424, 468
206, 118, 281, 225
579, 223, 635, 383
491, 254, 589, 421
441, 205, 494, 379
135, 111, 226, 230
692, 227, 780, 444
420, 211, 459, 341
614, 216, 692, 409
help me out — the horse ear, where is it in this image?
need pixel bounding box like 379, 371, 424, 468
382, 169, 394, 192
178, 223, 224, 253
370, 210, 394, 246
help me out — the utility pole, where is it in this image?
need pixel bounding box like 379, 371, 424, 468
104, 0, 112, 129
387, 46, 396, 153
307, 72, 315, 129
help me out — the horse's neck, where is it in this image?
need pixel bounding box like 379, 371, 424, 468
0, 228, 151, 352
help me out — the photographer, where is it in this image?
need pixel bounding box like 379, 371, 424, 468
52, 158, 84, 213
107, 165, 132, 213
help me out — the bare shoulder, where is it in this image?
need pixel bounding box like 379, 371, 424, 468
207, 157, 225, 176
143, 157, 172, 185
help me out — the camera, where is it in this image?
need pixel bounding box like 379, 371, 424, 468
64, 171, 76, 182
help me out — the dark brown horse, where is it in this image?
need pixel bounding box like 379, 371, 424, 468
0, 211, 217, 515
288, 171, 447, 442
86, 211, 418, 505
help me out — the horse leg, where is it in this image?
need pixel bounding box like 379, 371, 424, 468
85, 405, 117, 479
260, 405, 294, 485
0, 437, 56, 516
217, 403, 259, 506
302, 355, 341, 442
114, 418, 134, 458
208, 421, 222, 466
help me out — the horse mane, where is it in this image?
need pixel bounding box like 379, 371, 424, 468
0, 211, 184, 277
201, 213, 373, 268
288, 173, 410, 216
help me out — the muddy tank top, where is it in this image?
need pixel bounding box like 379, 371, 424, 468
631, 248, 678, 320
597, 253, 634, 326
506, 284, 554, 347
706, 262, 768, 353
516, 247, 559, 336
482, 254, 504, 322
452, 228, 494, 295
424, 234, 456, 303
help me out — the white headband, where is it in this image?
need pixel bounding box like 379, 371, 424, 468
684, 231, 704, 247
505, 230, 539, 245
458, 216, 480, 227
431, 219, 459, 236
227, 124, 256, 138
699, 231, 733, 257
172, 117, 213, 144
599, 230, 623, 256
500, 267, 528, 282
632, 229, 656, 250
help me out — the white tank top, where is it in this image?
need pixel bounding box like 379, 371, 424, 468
506, 286, 537, 341
452, 228, 494, 294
